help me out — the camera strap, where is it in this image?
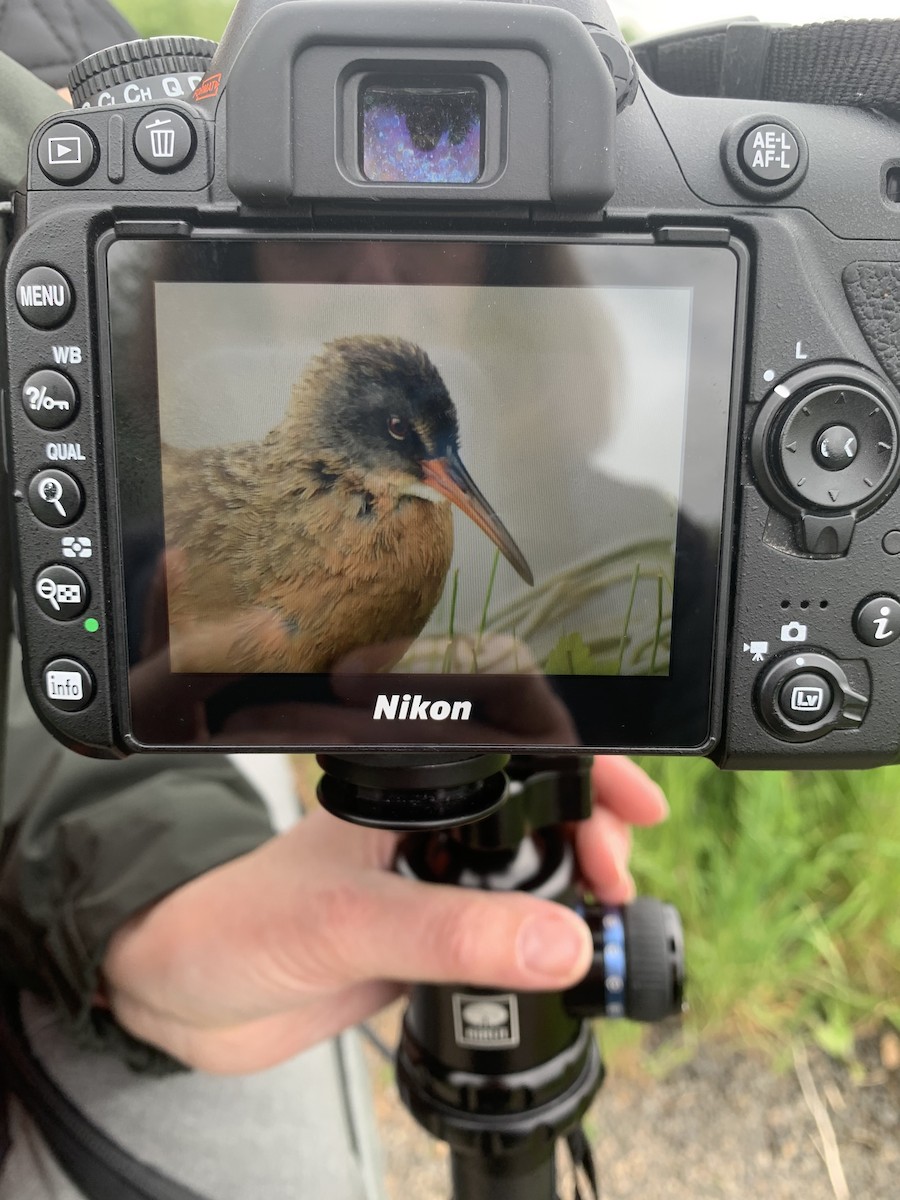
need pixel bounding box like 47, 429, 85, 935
565, 1126, 599, 1200
0, 990, 211, 1200
633, 18, 900, 120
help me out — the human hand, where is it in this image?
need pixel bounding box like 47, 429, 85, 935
101, 757, 668, 1075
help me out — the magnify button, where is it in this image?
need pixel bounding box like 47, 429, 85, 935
28, 469, 84, 527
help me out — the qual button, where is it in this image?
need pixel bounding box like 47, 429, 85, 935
134, 110, 195, 172
28, 469, 84, 528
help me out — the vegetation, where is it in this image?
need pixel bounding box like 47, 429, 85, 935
116, 0, 235, 40
631, 756, 900, 1061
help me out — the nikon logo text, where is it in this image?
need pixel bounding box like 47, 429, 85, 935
373, 694, 472, 721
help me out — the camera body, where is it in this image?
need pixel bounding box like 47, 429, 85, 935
3, 0, 900, 766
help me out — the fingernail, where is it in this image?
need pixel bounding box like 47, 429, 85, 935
518, 915, 589, 981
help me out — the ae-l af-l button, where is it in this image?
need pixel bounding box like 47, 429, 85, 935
739, 123, 800, 184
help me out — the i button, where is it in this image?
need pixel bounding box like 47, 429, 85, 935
854, 596, 900, 647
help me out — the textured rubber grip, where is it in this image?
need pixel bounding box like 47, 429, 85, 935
843, 261, 900, 394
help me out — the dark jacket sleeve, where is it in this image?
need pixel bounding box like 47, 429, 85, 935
1, 641, 275, 1072
0, 50, 67, 198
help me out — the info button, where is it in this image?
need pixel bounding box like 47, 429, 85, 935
43, 658, 94, 712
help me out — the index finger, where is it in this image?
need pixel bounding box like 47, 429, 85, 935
590, 756, 669, 826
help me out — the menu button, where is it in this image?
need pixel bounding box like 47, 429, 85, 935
16, 268, 74, 329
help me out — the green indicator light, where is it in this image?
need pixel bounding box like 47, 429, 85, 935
84, 618, 100, 633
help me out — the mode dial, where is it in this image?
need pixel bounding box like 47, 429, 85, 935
69, 37, 217, 109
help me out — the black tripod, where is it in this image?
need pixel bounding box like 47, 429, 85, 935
319, 752, 684, 1200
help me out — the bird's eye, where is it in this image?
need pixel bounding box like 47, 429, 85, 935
388, 416, 408, 441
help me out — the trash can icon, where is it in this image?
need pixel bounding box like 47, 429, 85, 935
147, 118, 176, 159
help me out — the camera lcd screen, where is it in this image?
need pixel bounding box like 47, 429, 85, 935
105, 239, 740, 750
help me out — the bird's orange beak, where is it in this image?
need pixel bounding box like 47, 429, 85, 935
421, 451, 534, 586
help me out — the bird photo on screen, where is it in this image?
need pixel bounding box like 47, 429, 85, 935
161, 334, 533, 674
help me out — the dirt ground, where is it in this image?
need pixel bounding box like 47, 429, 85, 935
361, 1004, 899, 1200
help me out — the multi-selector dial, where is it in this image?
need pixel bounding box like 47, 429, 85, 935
751, 363, 900, 554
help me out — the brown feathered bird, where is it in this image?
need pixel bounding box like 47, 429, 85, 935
162, 335, 533, 674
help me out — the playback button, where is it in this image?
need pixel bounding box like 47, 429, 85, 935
37, 121, 99, 185
43, 658, 95, 712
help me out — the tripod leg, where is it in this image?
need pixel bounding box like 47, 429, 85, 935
450, 1146, 555, 1200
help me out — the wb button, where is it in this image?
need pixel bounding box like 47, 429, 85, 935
777, 672, 833, 726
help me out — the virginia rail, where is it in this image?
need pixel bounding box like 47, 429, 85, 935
162, 334, 533, 674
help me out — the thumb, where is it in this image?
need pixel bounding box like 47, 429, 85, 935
316, 871, 594, 992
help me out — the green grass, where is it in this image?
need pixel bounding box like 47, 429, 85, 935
114, 1, 646, 45
116, 0, 236, 40
627, 757, 900, 1061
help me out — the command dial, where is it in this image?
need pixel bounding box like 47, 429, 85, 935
68, 37, 217, 109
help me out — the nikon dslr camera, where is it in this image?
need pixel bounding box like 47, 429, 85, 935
3, 0, 900, 766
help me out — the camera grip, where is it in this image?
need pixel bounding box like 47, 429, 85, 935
843, 261, 900, 393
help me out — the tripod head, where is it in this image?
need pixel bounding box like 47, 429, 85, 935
317, 751, 684, 1200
